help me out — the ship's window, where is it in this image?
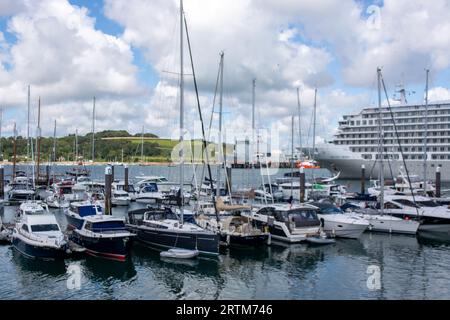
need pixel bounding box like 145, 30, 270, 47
21, 224, 28, 232
384, 202, 400, 209
31, 224, 59, 232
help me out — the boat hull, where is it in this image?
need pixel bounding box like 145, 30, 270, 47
130, 226, 220, 256
65, 213, 84, 230
316, 147, 450, 182
366, 218, 420, 234
321, 220, 368, 239
12, 237, 66, 260
220, 233, 269, 247
70, 232, 133, 261
111, 198, 130, 206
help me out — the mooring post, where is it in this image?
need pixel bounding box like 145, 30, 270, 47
300, 167, 305, 203
105, 166, 112, 215
124, 164, 129, 191
226, 166, 232, 195
0, 166, 4, 199
111, 165, 115, 181
436, 166, 441, 198
46, 165, 50, 185
361, 164, 366, 194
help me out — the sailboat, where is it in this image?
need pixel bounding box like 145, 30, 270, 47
343, 68, 420, 235
126, 0, 219, 256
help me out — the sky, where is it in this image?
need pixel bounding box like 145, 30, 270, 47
0, 0, 450, 151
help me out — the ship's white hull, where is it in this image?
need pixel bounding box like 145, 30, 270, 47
315, 144, 450, 181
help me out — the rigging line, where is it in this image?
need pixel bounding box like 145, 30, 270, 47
306, 106, 314, 159
184, 14, 219, 222
199, 58, 222, 193
380, 72, 421, 217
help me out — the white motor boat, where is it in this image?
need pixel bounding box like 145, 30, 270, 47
341, 203, 420, 235
111, 190, 131, 206
135, 183, 165, 204
382, 195, 450, 233
312, 201, 369, 239
113, 181, 136, 201
242, 204, 321, 243
12, 201, 67, 260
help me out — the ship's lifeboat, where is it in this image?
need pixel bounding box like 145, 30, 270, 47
296, 160, 320, 169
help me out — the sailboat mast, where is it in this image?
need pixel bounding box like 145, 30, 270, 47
252, 78, 258, 166
53, 120, 57, 162
297, 87, 302, 161
141, 125, 144, 163
12, 122, 17, 179
312, 88, 317, 161
290, 116, 294, 198
179, 0, 185, 224
75, 128, 78, 162
423, 69, 429, 193
52, 120, 57, 183
27, 85, 30, 161
216, 52, 224, 197
377, 67, 384, 215
92, 96, 95, 162
36, 97, 41, 184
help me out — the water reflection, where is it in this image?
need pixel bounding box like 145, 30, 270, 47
11, 248, 67, 277
82, 255, 137, 282
417, 231, 450, 246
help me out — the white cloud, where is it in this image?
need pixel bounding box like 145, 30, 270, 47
0, 0, 143, 120
1, 0, 449, 147
429, 87, 450, 102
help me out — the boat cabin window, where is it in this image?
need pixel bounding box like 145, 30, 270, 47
144, 210, 177, 221
60, 187, 73, 194
257, 207, 276, 216
384, 202, 401, 209
89, 221, 126, 232
24, 209, 45, 215
142, 183, 158, 193
21, 224, 29, 232
279, 209, 319, 227
284, 209, 319, 221
126, 185, 136, 193
393, 199, 420, 208
318, 206, 343, 215
31, 224, 59, 232
416, 201, 439, 207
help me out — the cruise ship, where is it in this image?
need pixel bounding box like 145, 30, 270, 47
314, 100, 450, 181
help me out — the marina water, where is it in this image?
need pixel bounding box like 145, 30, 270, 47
1, 165, 450, 299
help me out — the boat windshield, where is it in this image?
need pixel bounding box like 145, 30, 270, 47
319, 206, 343, 215
143, 183, 158, 192
416, 201, 440, 207
87, 221, 126, 232
274, 209, 319, 224
393, 199, 421, 208
24, 210, 45, 215
31, 224, 59, 232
